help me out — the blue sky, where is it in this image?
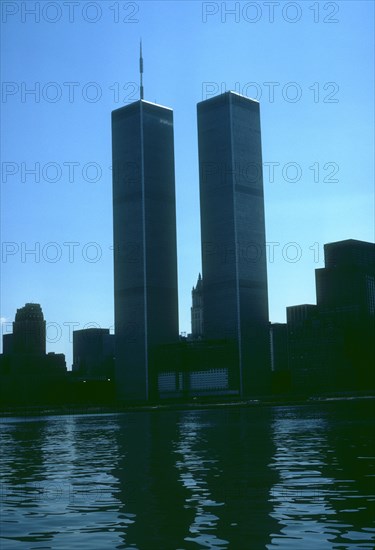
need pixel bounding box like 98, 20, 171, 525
1, 0, 374, 367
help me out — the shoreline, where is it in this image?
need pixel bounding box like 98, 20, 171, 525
1, 393, 374, 419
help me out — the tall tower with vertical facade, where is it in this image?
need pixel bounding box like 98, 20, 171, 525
112, 52, 179, 401
197, 91, 270, 395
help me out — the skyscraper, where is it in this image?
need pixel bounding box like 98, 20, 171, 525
197, 91, 270, 395
13, 303, 46, 355
112, 75, 179, 401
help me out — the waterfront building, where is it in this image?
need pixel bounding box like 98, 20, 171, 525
287, 240, 375, 392
0, 303, 66, 405
197, 91, 270, 395
112, 48, 179, 401
72, 328, 114, 379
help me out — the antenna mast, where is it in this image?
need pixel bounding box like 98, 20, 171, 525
140, 39, 144, 100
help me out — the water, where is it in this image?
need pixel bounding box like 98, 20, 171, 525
1, 400, 374, 549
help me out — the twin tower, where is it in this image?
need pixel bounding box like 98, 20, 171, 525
112, 91, 269, 402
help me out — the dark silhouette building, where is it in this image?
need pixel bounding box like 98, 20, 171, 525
286, 304, 320, 392
287, 239, 375, 393
270, 323, 289, 372
0, 303, 66, 405
316, 239, 375, 314
191, 273, 203, 339
2, 333, 14, 356
156, 339, 239, 399
269, 322, 290, 393
197, 91, 270, 396
12, 303, 46, 355
72, 328, 114, 379
112, 97, 179, 402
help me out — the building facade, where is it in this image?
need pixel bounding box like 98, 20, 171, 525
287, 240, 375, 393
0, 303, 66, 405
72, 328, 115, 379
270, 323, 289, 373
191, 273, 204, 339
112, 100, 179, 402
197, 91, 270, 396
316, 239, 375, 315
12, 303, 46, 355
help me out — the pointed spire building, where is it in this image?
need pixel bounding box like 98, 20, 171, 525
191, 274, 203, 339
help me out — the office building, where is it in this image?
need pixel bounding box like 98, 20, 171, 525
316, 239, 375, 314
112, 95, 179, 401
269, 322, 288, 373
287, 240, 375, 393
197, 91, 270, 396
269, 322, 290, 393
13, 303, 46, 355
0, 303, 66, 405
72, 328, 114, 379
286, 304, 321, 391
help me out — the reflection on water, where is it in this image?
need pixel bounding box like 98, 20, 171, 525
1, 401, 374, 549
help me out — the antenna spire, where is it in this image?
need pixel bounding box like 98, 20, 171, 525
139, 39, 144, 100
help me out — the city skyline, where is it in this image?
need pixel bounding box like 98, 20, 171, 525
1, 1, 374, 368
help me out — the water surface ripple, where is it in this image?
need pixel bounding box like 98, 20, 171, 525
1, 400, 374, 549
